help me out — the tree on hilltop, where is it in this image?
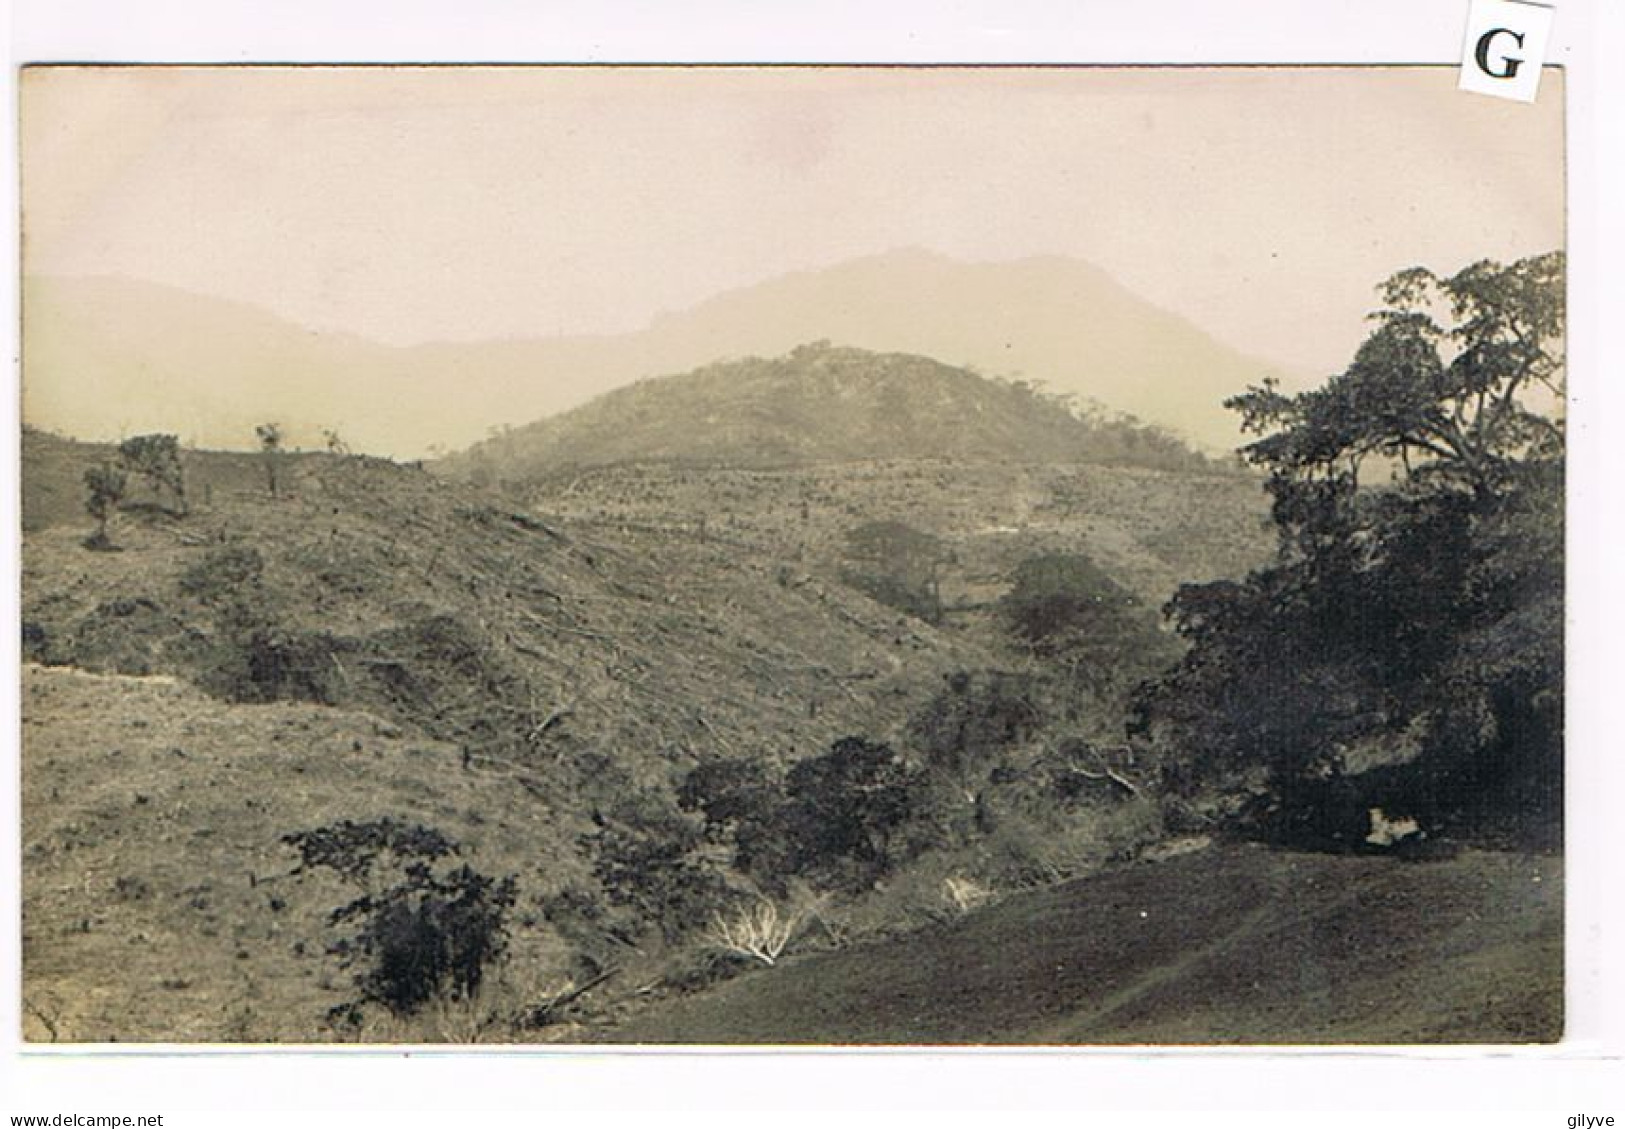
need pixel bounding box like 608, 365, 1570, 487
256, 423, 284, 497
117, 433, 188, 515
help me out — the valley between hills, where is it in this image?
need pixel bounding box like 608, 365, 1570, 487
17, 332, 1563, 1044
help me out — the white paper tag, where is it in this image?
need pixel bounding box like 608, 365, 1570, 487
1459, 0, 1555, 102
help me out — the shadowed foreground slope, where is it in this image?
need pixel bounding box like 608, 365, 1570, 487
603, 843, 1561, 1045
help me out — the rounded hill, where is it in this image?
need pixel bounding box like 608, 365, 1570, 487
452, 342, 1215, 480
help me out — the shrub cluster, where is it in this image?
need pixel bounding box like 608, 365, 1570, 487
284, 818, 518, 1020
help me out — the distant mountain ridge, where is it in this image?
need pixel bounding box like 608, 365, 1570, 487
640, 250, 1292, 451
444, 342, 1220, 480
23, 251, 1294, 458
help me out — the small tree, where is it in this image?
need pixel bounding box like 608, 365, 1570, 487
256, 423, 284, 497
1000, 553, 1175, 700
1001, 553, 1133, 652
83, 463, 127, 548
117, 433, 188, 515
283, 819, 517, 1021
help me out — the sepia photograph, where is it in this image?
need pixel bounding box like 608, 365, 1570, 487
16, 62, 1567, 1047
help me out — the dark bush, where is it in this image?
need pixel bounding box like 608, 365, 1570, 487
284, 819, 517, 1018
841, 519, 950, 623
179, 546, 266, 604
1001, 552, 1138, 652
333, 864, 517, 1015
179, 547, 341, 704
200, 603, 342, 705
782, 736, 914, 890
21, 620, 48, 662
585, 804, 730, 943
677, 757, 789, 885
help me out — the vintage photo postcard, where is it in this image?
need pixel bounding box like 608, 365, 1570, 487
16, 63, 1566, 1045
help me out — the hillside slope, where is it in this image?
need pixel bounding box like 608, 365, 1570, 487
20, 663, 568, 1042
24, 661, 1557, 1045
22, 440, 994, 775
602, 842, 1562, 1045
23, 435, 1052, 1039
24, 251, 1291, 458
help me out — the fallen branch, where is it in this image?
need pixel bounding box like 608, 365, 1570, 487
516, 610, 618, 644
22, 995, 60, 1042
1071, 764, 1142, 797
517, 968, 620, 1029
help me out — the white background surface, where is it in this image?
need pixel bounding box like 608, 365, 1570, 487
2, 0, 1621, 1119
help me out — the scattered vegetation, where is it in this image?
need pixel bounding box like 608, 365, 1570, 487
21, 255, 1563, 1041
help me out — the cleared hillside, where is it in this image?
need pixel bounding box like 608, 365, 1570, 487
21, 437, 1022, 1038
22, 436, 995, 776
509, 458, 1270, 613
602, 842, 1562, 1045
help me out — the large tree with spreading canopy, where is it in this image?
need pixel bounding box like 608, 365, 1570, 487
1132, 252, 1564, 848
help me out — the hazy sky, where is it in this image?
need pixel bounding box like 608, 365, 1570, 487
22, 65, 1564, 375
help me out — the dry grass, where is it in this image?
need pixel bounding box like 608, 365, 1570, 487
18, 663, 577, 1042
604, 843, 1563, 1045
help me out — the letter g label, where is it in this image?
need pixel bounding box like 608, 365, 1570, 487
1459, 0, 1554, 102
1475, 27, 1525, 79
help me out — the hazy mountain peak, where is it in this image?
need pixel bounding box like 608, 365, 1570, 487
23, 251, 1288, 458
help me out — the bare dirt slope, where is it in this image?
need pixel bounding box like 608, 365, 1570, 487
602, 842, 1561, 1045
